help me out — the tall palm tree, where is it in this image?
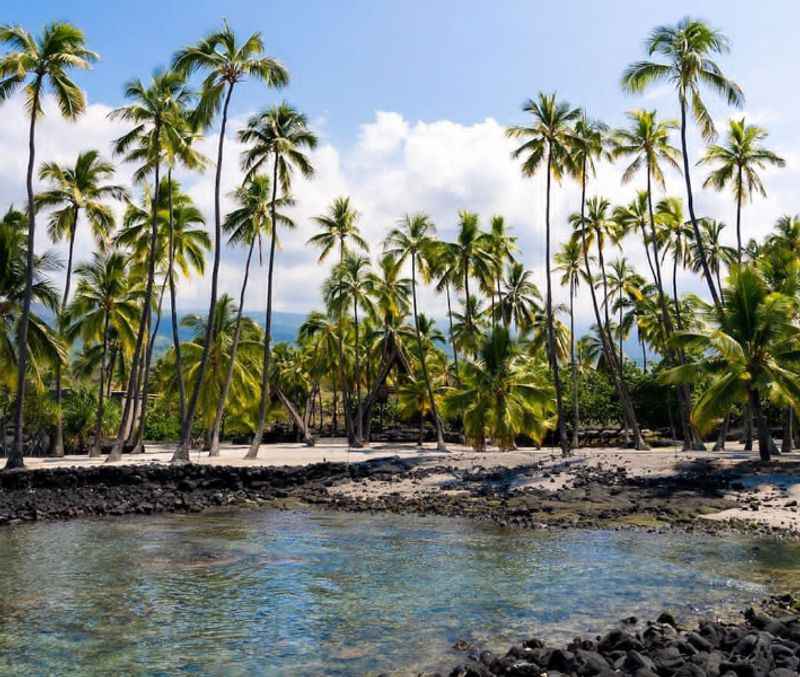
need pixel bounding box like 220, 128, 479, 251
613, 192, 658, 284
0, 22, 97, 469
64, 251, 138, 456
36, 150, 128, 456
325, 253, 375, 446
690, 218, 735, 300
106, 70, 193, 462
208, 176, 295, 455
384, 213, 448, 451
308, 196, 368, 443
507, 92, 581, 454
239, 103, 316, 459
555, 239, 584, 448
664, 266, 800, 462
700, 118, 785, 261
0, 206, 63, 401
485, 215, 518, 324
499, 262, 542, 334
622, 18, 744, 311
656, 197, 694, 327
172, 22, 288, 462
430, 241, 463, 376
452, 211, 493, 330
612, 108, 699, 449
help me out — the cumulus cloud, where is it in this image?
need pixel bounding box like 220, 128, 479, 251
1, 92, 797, 334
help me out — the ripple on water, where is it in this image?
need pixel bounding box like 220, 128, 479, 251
0, 508, 799, 676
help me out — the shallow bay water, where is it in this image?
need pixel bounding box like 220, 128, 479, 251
0, 508, 799, 675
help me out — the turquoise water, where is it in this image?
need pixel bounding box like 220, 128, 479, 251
0, 509, 798, 676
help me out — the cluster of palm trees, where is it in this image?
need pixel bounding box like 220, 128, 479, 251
2, 16, 800, 467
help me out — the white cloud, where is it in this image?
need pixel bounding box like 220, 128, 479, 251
2, 92, 798, 333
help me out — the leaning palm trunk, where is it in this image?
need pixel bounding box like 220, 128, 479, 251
209, 236, 256, 456
412, 254, 447, 451
108, 143, 162, 463
246, 159, 280, 459
275, 387, 315, 446
645, 166, 703, 451
577, 159, 647, 450
679, 98, 721, 311
176, 84, 234, 463
782, 408, 794, 454
130, 276, 169, 454
91, 312, 112, 457
8, 82, 42, 471
166, 169, 186, 425
52, 211, 79, 458
543, 149, 570, 454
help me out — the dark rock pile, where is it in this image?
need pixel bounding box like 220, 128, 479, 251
0, 460, 386, 525
446, 598, 800, 677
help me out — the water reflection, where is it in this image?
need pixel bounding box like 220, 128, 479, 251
0, 509, 798, 675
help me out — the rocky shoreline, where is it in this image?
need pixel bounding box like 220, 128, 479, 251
0, 456, 798, 540
444, 595, 800, 677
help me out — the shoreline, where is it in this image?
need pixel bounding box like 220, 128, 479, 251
445, 594, 800, 677
2, 443, 800, 539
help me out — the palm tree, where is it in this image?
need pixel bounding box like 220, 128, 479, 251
700, 117, 785, 261
499, 262, 542, 333
299, 311, 346, 433
36, 150, 128, 457
208, 176, 295, 455
606, 258, 644, 366
690, 218, 735, 297
612, 108, 699, 449
443, 328, 554, 451
613, 192, 658, 284
308, 196, 368, 442
239, 104, 316, 459
0, 22, 97, 469
430, 240, 463, 376
0, 206, 63, 404
63, 252, 138, 456
105, 70, 194, 462
555, 239, 584, 448
656, 197, 694, 327
664, 266, 800, 462
485, 215, 518, 324
164, 295, 263, 440
452, 211, 493, 330
172, 22, 288, 462
507, 92, 581, 454
384, 213, 448, 451
325, 253, 375, 446
622, 18, 744, 311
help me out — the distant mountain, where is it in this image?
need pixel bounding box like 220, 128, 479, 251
150, 310, 307, 356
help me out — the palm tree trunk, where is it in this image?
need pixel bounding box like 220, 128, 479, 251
782, 408, 794, 454
166, 169, 186, 425
91, 312, 111, 457
275, 387, 314, 446
544, 148, 570, 455
713, 413, 729, 451
176, 82, 235, 462
749, 386, 771, 462
570, 282, 578, 449
645, 164, 700, 450
108, 129, 161, 463
351, 299, 365, 446
679, 97, 721, 311
735, 165, 743, 264
246, 155, 280, 459
412, 254, 447, 451
445, 280, 460, 377
578, 157, 647, 450
132, 274, 169, 454
331, 371, 338, 434
209, 236, 256, 456
53, 212, 79, 459
8, 79, 42, 471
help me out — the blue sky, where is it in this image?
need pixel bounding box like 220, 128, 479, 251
6, 0, 798, 145
2, 1, 799, 327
